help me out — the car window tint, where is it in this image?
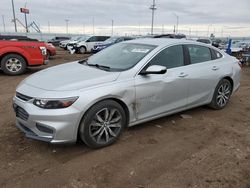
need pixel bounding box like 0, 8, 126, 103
211, 49, 223, 59
187, 45, 212, 64
88, 37, 97, 42
149, 45, 184, 69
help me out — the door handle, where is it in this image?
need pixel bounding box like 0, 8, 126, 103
212, 66, 220, 71
178, 72, 188, 78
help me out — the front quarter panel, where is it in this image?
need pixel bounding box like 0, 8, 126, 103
73, 78, 136, 132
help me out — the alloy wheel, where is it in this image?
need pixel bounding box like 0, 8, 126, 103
5, 58, 22, 73
89, 108, 122, 144
216, 82, 231, 107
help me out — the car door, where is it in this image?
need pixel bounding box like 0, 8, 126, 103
86, 36, 97, 52
183, 44, 223, 107
135, 45, 189, 120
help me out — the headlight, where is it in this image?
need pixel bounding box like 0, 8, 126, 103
33, 97, 78, 109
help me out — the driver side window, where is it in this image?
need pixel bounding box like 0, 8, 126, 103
148, 45, 184, 69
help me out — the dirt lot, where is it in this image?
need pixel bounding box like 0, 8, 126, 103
0, 48, 250, 188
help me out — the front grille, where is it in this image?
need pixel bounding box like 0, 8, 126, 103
16, 92, 33, 102
16, 107, 29, 121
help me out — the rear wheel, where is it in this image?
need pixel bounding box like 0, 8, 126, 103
209, 79, 232, 109
79, 100, 126, 148
1, 54, 27, 75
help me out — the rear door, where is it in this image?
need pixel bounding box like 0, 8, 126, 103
183, 44, 223, 107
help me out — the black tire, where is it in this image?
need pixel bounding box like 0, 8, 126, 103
47, 51, 51, 59
79, 46, 86, 54
0, 54, 27, 75
209, 79, 232, 110
64, 44, 68, 50
79, 100, 126, 149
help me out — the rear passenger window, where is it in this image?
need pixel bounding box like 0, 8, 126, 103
211, 49, 223, 59
187, 45, 212, 64
149, 45, 184, 69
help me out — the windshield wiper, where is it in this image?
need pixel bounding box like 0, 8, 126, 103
78, 59, 88, 64
87, 63, 111, 71
79, 59, 111, 71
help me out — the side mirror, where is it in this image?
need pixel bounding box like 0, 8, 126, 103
140, 65, 167, 75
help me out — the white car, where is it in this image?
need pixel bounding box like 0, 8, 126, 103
73, 36, 110, 54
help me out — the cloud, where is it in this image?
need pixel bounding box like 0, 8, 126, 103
0, 0, 250, 36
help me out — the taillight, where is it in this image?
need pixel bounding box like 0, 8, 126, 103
39, 46, 47, 56
238, 61, 243, 69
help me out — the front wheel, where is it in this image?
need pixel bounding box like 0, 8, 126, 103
209, 79, 232, 110
79, 46, 86, 54
1, 54, 27, 75
79, 100, 126, 148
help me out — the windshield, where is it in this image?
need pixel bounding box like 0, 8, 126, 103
77, 36, 90, 42
104, 37, 119, 43
86, 43, 156, 71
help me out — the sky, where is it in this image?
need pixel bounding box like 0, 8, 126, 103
1, 0, 250, 37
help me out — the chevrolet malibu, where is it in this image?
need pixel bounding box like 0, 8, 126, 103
13, 39, 241, 148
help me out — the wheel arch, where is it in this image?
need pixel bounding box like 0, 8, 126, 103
222, 76, 234, 89
76, 97, 130, 140
0, 52, 29, 67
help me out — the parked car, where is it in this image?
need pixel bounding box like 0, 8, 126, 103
13, 39, 241, 148
59, 36, 82, 50
0, 40, 48, 75
59, 39, 71, 50
70, 35, 110, 54
92, 36, 134, 53
48, 36, 70, 46
197, 38, 212, 45
153, 33, 187, 39
45, 43, 56, 59
0, 35, 38, 41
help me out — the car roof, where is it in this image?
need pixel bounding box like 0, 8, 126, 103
124, 38, 190, 47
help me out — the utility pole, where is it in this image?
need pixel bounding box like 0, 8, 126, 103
138, 23, 141, 35
162, 24, 164, 34
2, 15, 6, 32
173, 13, 179, 34
149, 0, 156, 35
92, 17, 95, 35
83, 23, 85, 35
111, 19, 114, 36
24, 2, 28, 33
11, 0, 17, 32
48, 21, 50, 33
65, 19, 69, 34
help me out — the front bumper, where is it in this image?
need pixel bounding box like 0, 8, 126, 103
13, 96, 82, 144
44, 60, 49, 65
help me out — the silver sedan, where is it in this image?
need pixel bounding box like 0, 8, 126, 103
13, 39, 241, 148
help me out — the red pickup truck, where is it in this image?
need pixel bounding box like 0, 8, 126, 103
0, 40, 48, 75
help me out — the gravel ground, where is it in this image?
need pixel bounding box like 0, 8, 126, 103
0, 48, 250, 188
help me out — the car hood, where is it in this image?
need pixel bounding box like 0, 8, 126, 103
22, 62, 120, 91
